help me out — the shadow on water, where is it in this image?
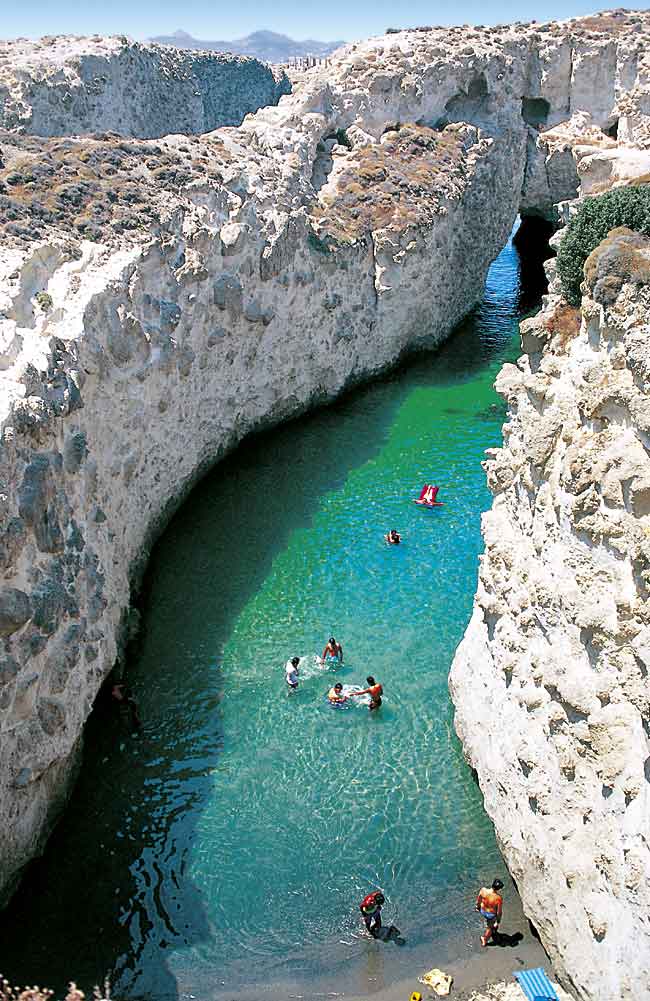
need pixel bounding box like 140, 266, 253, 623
0, 225, 542, 999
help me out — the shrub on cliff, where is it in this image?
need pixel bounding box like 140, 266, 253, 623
557, 184, 650, 305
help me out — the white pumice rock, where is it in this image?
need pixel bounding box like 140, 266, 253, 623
0, 35, 291, 137
2, 14, 650, 1000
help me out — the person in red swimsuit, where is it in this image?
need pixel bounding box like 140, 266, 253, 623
359, 890, 384, 935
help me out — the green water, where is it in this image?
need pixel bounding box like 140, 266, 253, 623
0, 232, 540, 999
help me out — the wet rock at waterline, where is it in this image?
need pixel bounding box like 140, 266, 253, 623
2, 11, 650, 1000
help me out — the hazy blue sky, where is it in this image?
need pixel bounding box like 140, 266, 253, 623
3, 0, 640, 42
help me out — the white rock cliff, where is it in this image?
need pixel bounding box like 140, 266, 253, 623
2, 12, 650, 998
0, 35, 291, 137
450, 178, 650, 1001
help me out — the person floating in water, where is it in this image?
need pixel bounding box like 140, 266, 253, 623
111, 683, 142, 730
385, 529, 401, 545
328, 682, 347, 704
349, 675, 383, 711
475, 879, 504, 946
359, 890, 384, 936
322, 636, 343, 666
285, 656, 300, 690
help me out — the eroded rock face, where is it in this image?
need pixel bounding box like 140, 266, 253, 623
0, 35, 291, 137
2, 15, 650, 987
450, 232, 650, 999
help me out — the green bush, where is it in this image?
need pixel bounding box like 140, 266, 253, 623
557, 184, 650, 305
35, 291, 53, 312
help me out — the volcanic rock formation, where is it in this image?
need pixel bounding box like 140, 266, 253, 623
0, 35, 291, 137
2, 13, 650, 999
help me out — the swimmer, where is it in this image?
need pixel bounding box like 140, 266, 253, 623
322, 636, 343, 666
349, 675, 383, 711
328, 682, 347, 704
385, 529, 401, 545
111, 683, 142, 730
285, 656, 300, 690
359, 890, 384, 936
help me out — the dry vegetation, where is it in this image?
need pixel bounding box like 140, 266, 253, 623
573, 10, 645, 34
0, 981, 109, 1001
543, 302, 582, 352
310, 123, 468, 243
584, 225, 650, 304
0, 132, 234, 247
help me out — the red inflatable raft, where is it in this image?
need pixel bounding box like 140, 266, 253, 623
414, 484, 444, 507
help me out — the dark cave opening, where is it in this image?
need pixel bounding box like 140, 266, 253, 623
522, 96, 550, 128
514, 214, 556, 312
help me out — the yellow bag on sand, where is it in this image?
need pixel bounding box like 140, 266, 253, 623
418, 967, 453, 996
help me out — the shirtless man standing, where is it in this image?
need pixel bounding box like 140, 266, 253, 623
322, 636, 343, 666
349, 676, 383, 711
475, 879, 504, 946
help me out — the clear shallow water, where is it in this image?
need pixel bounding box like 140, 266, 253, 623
0, 232, 540, 999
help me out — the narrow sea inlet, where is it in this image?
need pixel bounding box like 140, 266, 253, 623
0, 231, 541, 998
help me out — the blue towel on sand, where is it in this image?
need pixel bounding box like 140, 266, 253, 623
514, 968, 560, 1001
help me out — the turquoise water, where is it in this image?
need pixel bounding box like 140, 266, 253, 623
0, 232, 539, 999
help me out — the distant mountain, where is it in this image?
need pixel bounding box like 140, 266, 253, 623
149, 29, 345, 62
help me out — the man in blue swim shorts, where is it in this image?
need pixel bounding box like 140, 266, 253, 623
475, 879, 504, 946
322, 636, 343, 665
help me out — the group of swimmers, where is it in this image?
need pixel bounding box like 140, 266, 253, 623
283, 527, 400, 702
284, 636, 383, 712
284, 636, 343, 688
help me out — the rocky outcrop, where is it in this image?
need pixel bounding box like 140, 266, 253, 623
2, 16, 650, 985
450, 226, 650, 997
0, 35, 291, 137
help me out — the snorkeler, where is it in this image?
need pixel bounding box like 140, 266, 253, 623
322, 636, 343, 666
359, 890, 384, 935
328, 682, 347, 704
349, 675, 383, 711
285, 656, 300, 690
385, 529, 401, 545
